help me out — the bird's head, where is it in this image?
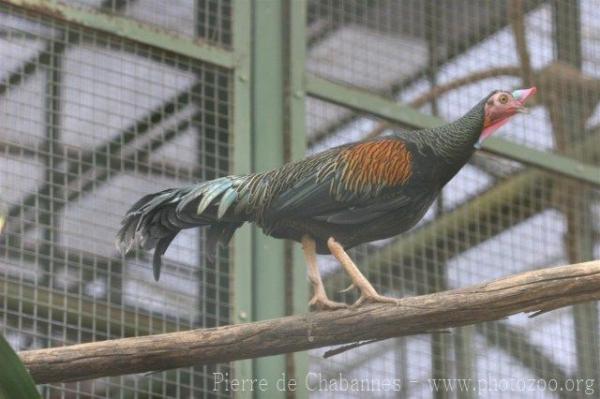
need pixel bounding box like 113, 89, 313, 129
476, 87, 537, 148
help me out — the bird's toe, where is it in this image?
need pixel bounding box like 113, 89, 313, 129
309, 295, 348, 311
338, 283, 355, 293
351, 293, 399, 308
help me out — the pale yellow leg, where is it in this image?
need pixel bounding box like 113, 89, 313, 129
327, 237, 398, 307
302, 235, 347, 311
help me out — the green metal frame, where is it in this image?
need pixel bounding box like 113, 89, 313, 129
247, 1, 288, 397
231, 0, 254, 397
286, 0, 309, 394
5, 0, 237, 68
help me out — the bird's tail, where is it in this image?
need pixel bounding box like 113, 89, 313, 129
115, 176, 247, 280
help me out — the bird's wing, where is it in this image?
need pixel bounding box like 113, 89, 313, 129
264, 138, 415, 224
310, 194, 412, 224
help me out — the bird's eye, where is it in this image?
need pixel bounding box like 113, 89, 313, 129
498, 94, 509, 104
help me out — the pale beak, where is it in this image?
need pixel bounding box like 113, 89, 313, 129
512, 87, 537, 112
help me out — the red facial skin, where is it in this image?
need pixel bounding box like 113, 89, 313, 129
479, 87, 537, 146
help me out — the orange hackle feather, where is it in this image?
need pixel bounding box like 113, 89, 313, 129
339, 140, 412, 192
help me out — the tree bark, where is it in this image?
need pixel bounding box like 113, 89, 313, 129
19, 260, 600, 384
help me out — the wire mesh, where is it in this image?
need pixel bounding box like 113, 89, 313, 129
0, 3, 232, 398
306, 0, 600, 398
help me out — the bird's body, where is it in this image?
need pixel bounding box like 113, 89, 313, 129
117, 87, 536, 308
261, 131, 465, 253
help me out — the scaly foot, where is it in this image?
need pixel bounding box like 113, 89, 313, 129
351, 292, 399, 308
303, 235, 348, 311
327, 237, 399, 308
309, 293, 348, 311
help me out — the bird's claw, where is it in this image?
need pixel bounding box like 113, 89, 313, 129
351, 293, 399, 308
309, 294, 348, 311
339, 283, 355, 293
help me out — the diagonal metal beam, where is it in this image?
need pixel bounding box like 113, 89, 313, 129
317, 320, 576, 399
0, 276, 180, 338
10, 115, 194, 237
0, 140, 38, 157
477, 321, 578, 399
306, 74, 442, 129
0, 0, 133, 96
6, 84, 198, 232
65, 117, 194, 207
0, 39, 63, 96
0, 140, 194, 179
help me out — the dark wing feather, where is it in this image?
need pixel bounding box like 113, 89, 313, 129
266, 173, 340, 218
264, 138, 414, 224
311, 194, 411, 224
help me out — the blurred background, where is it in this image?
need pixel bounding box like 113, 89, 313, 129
0, 0, 599, 398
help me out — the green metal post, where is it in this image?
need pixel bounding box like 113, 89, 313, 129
424, 3, 453, 395
233, 0, 308, 398
553, 0, 600, 382
251, 0, 288, 396
38, 31, 64, 399
233, 1, 308, 398
283, 1, 309, 398
232, 0, 254, 398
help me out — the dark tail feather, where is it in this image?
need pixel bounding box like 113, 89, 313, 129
206, 222, 243, 263
153, 233, 177, 281
115, 177, 247, 280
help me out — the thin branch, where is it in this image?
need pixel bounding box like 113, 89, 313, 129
509, 0, 534, 86
19, 260, 600, 384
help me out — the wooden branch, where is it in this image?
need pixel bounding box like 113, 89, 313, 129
19, 260, 600, 384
